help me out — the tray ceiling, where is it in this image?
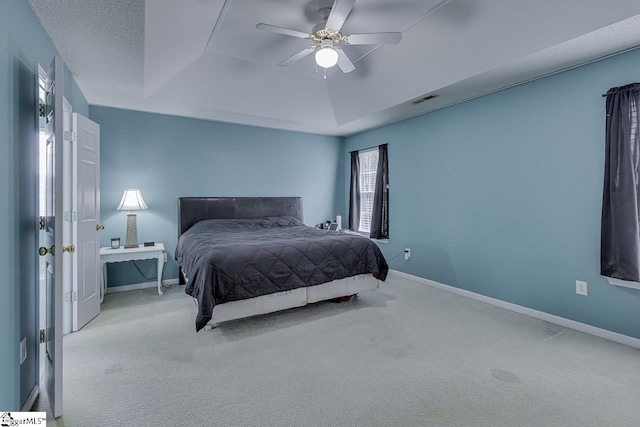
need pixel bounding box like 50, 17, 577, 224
28, 0, 640, 136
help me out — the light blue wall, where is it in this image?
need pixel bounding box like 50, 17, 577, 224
64, 65, 89, 116
0, 1, 88, 410
89, 106, 344, 286
345, 48, 640, 339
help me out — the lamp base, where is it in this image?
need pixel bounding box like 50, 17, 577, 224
124, 213, 139, 248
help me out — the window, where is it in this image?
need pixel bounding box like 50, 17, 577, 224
358, 148, 378, 233
349, 144, 389, 239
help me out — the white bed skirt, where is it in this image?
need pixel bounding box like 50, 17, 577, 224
208, 274, 380, 325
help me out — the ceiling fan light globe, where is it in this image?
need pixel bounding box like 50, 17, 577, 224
315, 47, 339, 68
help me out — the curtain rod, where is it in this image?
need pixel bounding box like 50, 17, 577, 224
602, 83, 640, 97
348, 143, 387, 153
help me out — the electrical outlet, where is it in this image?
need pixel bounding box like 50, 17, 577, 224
576, 280, 588, 296
20, 337, 27, 365
404, 248, 411, 261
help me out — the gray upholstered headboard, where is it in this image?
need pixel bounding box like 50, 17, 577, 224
177, 197, 304, 237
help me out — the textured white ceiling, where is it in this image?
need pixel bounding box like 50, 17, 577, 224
28, 0, 640, 136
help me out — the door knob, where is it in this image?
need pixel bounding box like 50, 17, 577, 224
63, 244, 75, 253
39, 245, 55, 256
96, 224, 105, 230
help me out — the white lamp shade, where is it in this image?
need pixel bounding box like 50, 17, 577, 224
117, 189, 148, 211
315, 46, 338, 68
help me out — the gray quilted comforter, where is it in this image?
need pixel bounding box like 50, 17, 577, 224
175, 216, 388, 331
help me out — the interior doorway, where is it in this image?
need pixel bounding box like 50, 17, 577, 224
36, 59, 101, 417
37, 74, 74, 377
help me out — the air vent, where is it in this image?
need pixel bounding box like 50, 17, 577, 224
411, 94, 440, 105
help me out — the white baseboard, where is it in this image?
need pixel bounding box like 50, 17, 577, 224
22, 384, 38, 411
106, 278, 180, 294
389, 269, 640, 350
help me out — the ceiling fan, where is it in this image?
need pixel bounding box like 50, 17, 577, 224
256, 0, 402, 75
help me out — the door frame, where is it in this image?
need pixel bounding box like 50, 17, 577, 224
62, 97, 73, 336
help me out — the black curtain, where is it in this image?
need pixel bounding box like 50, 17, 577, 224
601, 83, 640, 281
370, 144, 389, 239
349, 151, 360, 231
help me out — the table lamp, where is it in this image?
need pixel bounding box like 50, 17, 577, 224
117, 189, 147, 248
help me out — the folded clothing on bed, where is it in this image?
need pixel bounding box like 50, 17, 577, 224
175, 216, 389, 331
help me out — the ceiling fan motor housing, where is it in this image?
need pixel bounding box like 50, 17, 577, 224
311, 25, 347, 45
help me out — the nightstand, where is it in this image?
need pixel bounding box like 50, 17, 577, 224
100, 243, 166, 300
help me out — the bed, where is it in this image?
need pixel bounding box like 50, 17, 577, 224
175, 197, 388, 331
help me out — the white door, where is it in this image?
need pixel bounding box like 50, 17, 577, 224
41, 55, 64, 418
72, 113, 101, 330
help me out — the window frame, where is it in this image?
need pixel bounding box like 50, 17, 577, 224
356, 147, 379, 235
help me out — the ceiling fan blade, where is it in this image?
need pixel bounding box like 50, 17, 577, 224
336, 48, 355, 73
325, 0, 356, 31
347, 32, 402, 45
278, 47, 316, 67
256, 23, 310, 39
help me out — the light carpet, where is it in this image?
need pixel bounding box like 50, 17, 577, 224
36, 275, 640, 426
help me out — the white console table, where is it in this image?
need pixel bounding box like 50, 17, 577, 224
100, 243, 166, 300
